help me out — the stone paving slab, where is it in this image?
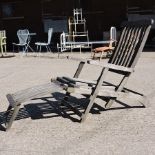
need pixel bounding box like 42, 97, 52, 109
0, 52, 155, 155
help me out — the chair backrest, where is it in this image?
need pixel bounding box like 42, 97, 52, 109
73, 8, 83, 23
17, 29, 29, 44
47, 28, 53, 44
108, 20, 153, 68
109, 27, 117, 48
0, 30, 6, 38
60, 32, 68, 51
110, 27, 117, 41
60, 32, 66, 46
0, 30, 6, 44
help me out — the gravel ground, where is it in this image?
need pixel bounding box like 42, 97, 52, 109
0, 52, 155, 155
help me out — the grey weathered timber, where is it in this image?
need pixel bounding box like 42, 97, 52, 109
5, 20, 153, 130
59, 19, 153, 122
5, 81, 64, 131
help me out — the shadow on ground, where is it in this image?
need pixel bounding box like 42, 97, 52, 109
0, 92, 145, 131
0, 55, 15, 58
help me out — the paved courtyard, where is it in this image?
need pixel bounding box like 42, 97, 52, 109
0, 52, 155, 155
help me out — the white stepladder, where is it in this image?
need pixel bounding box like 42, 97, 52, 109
57, 8, 91, 55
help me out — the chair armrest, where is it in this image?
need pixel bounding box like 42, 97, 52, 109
73, 61, 86, 78
104, 63, 134, 73
87, 60, 134, 73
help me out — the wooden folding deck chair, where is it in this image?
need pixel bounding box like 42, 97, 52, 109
4, 20, 153, 131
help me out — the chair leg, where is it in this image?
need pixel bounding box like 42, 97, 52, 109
25, 45, 28, 54
4, 45, 7, 55
47, 46, 51, 52
46, 45, 48, 52
38, 46, 41, 56
22, 47, 25, 55
105, 97, 116, 109
92, 51, 96, 59
80, 46, 81, 54
81, 94, 98, 122
1, 45, 4, 57
5, 104, 21, 131
90, 45, 93, 57
99, 51, 103, 61
36, 45, 38, 52
39, 46, 41, 52
13, 44, 15, 55
81, 68, 109, 122
105, 73, 131, 109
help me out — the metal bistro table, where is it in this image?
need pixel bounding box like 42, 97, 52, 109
26, 33, 36, 52
63, 40, 110, 53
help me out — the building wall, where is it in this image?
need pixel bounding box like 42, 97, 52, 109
1, 0, 153, 50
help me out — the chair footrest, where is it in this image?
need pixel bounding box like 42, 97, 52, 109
6, 81, 63, 107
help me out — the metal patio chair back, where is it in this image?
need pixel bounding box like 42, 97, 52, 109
0, 30, 7, 56
12, 29, 29, 53
35, 28, 53, 53
17, 29, 29, 45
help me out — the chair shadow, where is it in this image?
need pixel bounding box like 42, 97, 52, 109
0, 55, 15, 58
0, 92, 145, 131
0, 112, 6, 131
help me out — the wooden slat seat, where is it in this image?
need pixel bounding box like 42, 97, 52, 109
6, 81, 64, 107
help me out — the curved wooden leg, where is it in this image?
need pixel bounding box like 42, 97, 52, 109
5, 104, 21, 131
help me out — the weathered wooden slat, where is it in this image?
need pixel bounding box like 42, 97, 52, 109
63, 76, 97, 85
124, 27, 143, 67
71, 85, 120, 97
62, 76, 76, 84
109, 20, 153, 67
114, 27, 131, 64
73, 61, 85, 78
129, 26, 149, 68
118, 27, 137, 66
121, 27, 140, 67
109, 27, 127, 64
87, 60, 134, 73
109, 27, 129, 64
7, 82, 64, 106
104, 63, 134, 73
115, 27, 134, 65
57, 77, 79, 88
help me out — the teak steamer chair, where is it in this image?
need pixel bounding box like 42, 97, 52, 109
5, 20, 153, 131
